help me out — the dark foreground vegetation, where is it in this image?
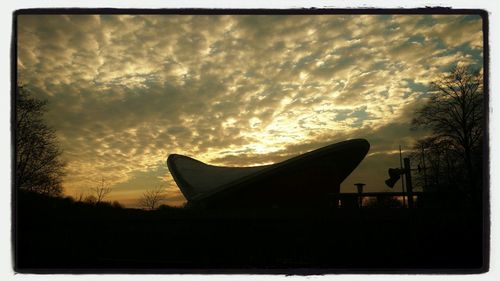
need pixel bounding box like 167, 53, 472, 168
15, 190, 486, 273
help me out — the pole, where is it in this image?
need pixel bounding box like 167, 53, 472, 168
399, 145, 406, 207
404, 157, 414, 208
421, 143, 427, 192
355, 183, 365, 208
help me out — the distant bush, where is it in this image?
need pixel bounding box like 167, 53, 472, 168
84, 195, 97, 205
112, 201, 123, 209
157, 204, 181, 211
18, 189, 132, 211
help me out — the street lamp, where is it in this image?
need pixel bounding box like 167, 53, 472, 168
354, 183, 365, 208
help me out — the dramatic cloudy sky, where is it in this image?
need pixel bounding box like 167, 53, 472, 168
16, 14, 483, 207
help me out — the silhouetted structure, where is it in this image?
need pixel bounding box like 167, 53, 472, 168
168, 139, 370, 208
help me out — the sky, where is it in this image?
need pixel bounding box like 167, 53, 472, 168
16, 14, 483, 207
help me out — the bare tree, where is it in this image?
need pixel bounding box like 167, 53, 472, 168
411, 136, 461, 192
139, 186, 167, 210
15, 86, 66, 196
75, 191, 86, 202
412, 64, 484, 191
90, 178, 113, 205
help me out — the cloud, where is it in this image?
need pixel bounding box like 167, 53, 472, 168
17, 14, 483, 207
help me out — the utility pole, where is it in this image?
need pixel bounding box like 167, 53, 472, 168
399, 145, 406, 207
404, 157, 414, 208
421, 143, 428, 192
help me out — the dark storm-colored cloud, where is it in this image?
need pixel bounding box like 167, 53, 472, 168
17, 14, 483, 206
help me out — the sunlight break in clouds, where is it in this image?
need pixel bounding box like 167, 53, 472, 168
17, 14, 483, 207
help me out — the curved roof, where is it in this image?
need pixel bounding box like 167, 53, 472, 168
167, 139, 370, 204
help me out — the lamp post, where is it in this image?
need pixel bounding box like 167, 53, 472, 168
354, 183, 365, 208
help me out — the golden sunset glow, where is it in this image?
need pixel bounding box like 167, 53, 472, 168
17, 14, 483, 207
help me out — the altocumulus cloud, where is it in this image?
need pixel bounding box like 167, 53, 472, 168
17, 14, 483, 207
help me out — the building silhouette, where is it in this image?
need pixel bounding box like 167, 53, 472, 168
168, 139, 370, 208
